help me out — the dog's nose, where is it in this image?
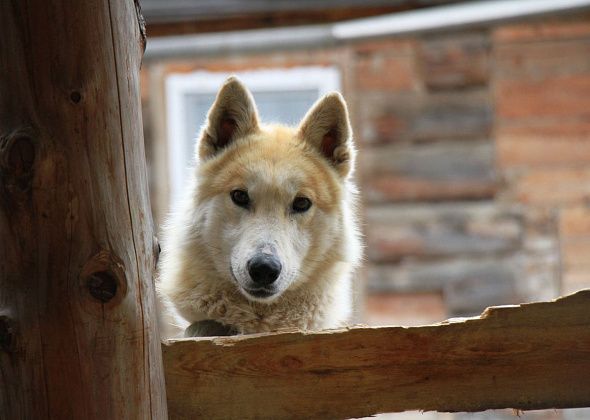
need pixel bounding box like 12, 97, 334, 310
247, 254, 282, 286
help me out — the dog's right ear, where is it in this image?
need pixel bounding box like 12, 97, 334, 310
198, 76, 259, 160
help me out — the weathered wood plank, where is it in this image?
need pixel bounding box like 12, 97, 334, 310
142, 0, 459, 36
163, 290, 590, 419
147, 6, 408, 37
360, 141, 497, 203
365, 203, 522, 262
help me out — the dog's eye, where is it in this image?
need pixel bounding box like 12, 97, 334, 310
230, 189, 250, 208
292, 197, 312, 213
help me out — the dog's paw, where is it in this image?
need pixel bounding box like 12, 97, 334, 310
184, 320, 238, 337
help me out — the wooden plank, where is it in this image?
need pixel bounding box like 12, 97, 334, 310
365, 203, 522, 262
142, 1, 459, 37
163, 290, 590, 419
360, 141, 497, 203
146, 7, 413, 37
142, 0, 450, 19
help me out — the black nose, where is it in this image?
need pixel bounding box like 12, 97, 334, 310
247, 254, 282, 286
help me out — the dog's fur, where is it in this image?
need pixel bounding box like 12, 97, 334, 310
157, 77, 361, 337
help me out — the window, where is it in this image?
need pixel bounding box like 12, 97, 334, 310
165, 67, 341, 205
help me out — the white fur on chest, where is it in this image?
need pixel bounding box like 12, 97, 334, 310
172, 262, 353, 334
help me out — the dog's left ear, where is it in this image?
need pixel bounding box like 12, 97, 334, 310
297, 92, 354, 178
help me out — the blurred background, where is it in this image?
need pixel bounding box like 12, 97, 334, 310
140, 1, 590, 418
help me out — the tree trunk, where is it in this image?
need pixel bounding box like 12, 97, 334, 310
0, 1, 167, 418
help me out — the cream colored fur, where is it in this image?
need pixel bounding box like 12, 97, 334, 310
157, 76, 362, 337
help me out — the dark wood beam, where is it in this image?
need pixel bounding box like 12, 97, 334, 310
142, 1, 460, 37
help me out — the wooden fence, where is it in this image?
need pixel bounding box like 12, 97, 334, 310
164, 290, 590, 419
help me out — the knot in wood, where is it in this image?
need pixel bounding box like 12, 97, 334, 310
80, 250, 127, 311
281, 355, 303, 370
87, 271, 118, 303
0, 129, 36, 193
0, 316, 14, 353
70, 91, 82, 104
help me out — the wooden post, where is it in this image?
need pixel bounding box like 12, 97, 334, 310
0, 1, 167, 418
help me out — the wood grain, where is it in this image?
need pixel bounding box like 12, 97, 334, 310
146, 6, 418, 37
0, 0, 166, 418
142, 1, 461, 37
163, 290, 590, 419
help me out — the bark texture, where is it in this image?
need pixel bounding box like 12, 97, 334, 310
0, 1, 166, 418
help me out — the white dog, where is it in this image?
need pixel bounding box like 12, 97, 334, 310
157, 77, 362, 337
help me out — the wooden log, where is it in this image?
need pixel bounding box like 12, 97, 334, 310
163, 290, 590, 419
146, 6, 419, 37
0, 0, 167, 418
142, 1, 460, 37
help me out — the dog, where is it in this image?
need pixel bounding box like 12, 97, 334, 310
157, 76, 362, 337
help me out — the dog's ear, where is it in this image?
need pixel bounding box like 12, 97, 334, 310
297, 92, 354, 177
198, 76, 259, 160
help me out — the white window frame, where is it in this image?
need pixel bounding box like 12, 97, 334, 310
165, 66, 342, 205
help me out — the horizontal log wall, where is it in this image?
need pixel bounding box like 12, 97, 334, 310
163, 290, 590, 419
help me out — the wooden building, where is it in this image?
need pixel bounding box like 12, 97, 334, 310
1, 1, 589, 419
141, 2, 590, 325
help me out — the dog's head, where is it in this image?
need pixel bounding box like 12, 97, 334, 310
193, 76, 355, 303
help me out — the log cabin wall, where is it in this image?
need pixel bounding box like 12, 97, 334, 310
142, 12, 590, 327
139, 9, 590, 420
